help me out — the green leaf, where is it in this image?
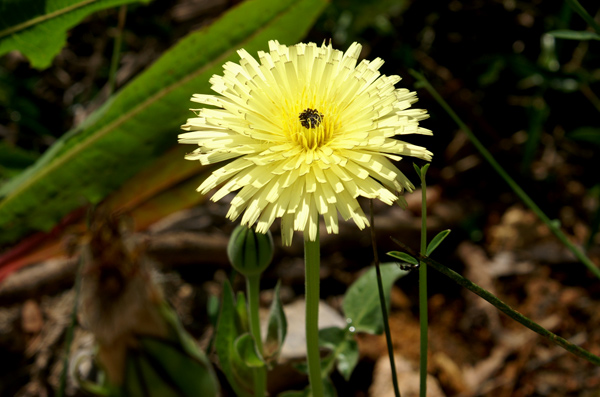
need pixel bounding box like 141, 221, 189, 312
342, 263, 410, 334
386, 251, 419, 266
317, 377, 337, 397
156, 302, 211, 364
565, 0, 600, 35
278, 377, 337, 397
278, 390, 309, 397
426, 229, 451, 256
236, 291, 249, 334
234, 333, 265, 368
0, 0, 151, 70
138, 337, 219, 396
207, 293, 220, 328
567, 127, 600, 147
264, 280, 287, 361
412, 162, 421, 177
318, 327, 359, 381
547, 29, 600, 41
0, 142, 38, 170
0, 0, 329, 246
412, 162, 430, 180
335, 338, 359, 381
422, 162, 430, 175
318, 327, 346, 351
215, 281, 253, 397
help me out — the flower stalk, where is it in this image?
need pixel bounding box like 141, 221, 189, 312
304, 230, 324, 396
246, 274, 267, 396
417, 165, 429, 397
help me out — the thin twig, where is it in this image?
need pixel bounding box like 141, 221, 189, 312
390, 237, 600, 367
409, 69, 600, 280
566, 0, 600, 35
417, 167, 428, 397
370, 200, 401, 397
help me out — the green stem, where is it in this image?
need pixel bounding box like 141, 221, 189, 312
251, 369, 266, 397
418, 170, 428, 397
370, 201, 401, 397
566, 0, 600, 35
108, 5, 127, 95
391, 238, 600, 367
410, 70, 600, 280
246, 274, 266, 396
304, 231, 324, 397
247, 275, 264, 354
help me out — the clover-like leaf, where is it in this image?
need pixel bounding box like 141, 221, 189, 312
342, 263, 410, 334
387, 251, 419, 266
426, 229, 451, 256
319, 327, 359, 381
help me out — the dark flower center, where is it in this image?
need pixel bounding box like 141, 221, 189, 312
299, 108, 324, 129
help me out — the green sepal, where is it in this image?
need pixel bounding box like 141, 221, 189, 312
227, 225, 274, 277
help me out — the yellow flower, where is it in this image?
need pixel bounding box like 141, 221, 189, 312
180, 40, 432, 245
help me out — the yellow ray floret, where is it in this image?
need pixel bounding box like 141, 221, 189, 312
180, 40, 432, 245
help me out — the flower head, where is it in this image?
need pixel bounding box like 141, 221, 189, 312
180, 40, 432, 245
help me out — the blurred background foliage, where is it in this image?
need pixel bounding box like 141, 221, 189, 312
1, 0, 599, 246
0, 0, 599, 267
1, 1, 600, 395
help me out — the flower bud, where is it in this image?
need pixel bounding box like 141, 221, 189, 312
227, 225, 274, 277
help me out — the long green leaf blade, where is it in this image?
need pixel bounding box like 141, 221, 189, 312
0, 0, 151, 69
215, 281, 253, 397
0, 0, 328, 245
547, 29, 600, 41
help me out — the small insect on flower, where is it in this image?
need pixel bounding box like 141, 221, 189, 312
180, 40, 432, 245
299, 108, 324, 129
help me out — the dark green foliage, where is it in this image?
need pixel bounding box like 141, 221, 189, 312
0, 0, 152, 69
342, 263, 409, 335
0, 0, 328, 245
264, 280, 287, 362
